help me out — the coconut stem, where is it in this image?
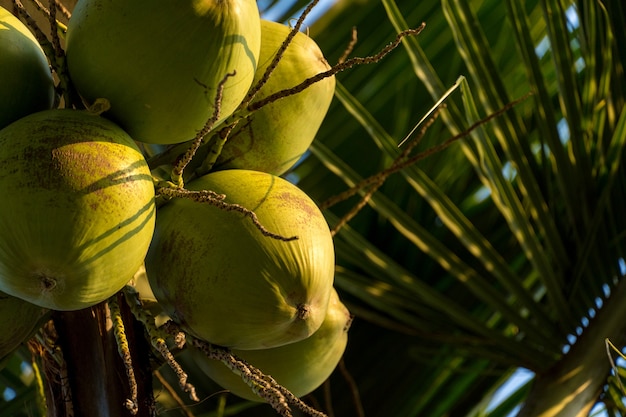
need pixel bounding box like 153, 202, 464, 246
320, 91, 533, 235
189, 334, 331, 417
196, 121, 240, 175
12, 0, 80, 108
122, 286, 199, 402
337, 26, 358, 65
241, 0, 321, 108
249, 25, 426, 112
170, 71, 236, 188
109, 296, 139, 415
155, 185, 299, 242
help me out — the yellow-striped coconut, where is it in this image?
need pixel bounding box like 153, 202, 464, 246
0, 109, 156, 310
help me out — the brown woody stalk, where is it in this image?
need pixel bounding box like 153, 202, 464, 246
320, 92, 533, 235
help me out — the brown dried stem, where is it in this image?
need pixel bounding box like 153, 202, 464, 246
321, 106, 442, 218
321, 92, 533, 234
337, 27, 358, 65
122, 286, 199, 402
250, 24, 426, 112
109, 296, 139, 415
338, 359, 365, 417
153, 370, 196, 417
242, 0, 321, 107
170, 71, 236, 188
187, 334, 328, 417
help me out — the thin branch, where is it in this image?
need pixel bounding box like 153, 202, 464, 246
109, 296, 139, 415
338, 359, 364, 417
337, 27, 358, 65
170, 71, 236, 188
242, 0, 321, 107
320, 92, 533, 216
249, 25, 426, 112
156, 186, 298, 242
154, 370, 196, 417
321, 106, 442, 214
188, 335, 328, 417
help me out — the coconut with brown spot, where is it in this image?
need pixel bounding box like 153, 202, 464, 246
145, 169, 335, 350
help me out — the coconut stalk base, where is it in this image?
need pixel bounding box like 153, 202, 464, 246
41, 295, 155, 417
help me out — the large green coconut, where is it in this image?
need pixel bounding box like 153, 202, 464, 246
213, 19, 335, 175
0, 109, 156, 310
65, 0, 261, 145
0, 291, 48, 363
0, 6, 55, 130
190, 288, 351, 401
145, 169, 335, 350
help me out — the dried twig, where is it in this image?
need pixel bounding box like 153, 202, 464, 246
250, 24, 426, 112
170, 71, 236, 188
321, 92, 533, 234
321, 107, 443, 236
187, 335, 328, 417
242, 0, 321, 107
337, 27, 358, 65
109, 296, 139, 415
156, 186, 298, 242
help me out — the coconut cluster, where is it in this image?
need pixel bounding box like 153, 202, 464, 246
0, 0, 350, 404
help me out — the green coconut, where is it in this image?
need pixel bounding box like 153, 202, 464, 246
0, 291, 48, 363
65, 0, 261, 145
213, 19, 335, 175
145, 169, 335, 350
190, 287, 351, 401
0, 6, 55, 130
0, 109, 156, 311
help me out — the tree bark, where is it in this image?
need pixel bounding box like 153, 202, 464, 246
50, 294, 155, 417
517, 278, 626, 417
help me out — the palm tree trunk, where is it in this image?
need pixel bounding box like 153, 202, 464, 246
49, 294, 155, 417
517, 278, 626, 417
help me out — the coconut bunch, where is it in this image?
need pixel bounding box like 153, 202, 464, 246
0, 0, 348, 406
